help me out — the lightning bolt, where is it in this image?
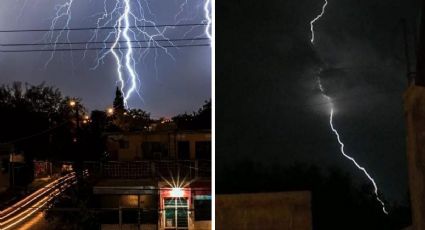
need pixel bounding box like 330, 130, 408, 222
89, 0, 176, 108
311, 1, 388, 214
175, 0, 212, 41
317, 78, 388, 214
310, 0, 327, 43
44, 0, 212, 108
203, 0, 212, 40
45, 0, 75, 68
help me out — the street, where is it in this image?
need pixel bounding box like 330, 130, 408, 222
0, 172, 77, 230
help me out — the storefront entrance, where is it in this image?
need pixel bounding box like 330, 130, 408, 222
164, 198, 189, 229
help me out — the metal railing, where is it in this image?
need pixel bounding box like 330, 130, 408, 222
82, 160, 211, 179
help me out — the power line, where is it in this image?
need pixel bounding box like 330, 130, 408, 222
0, 23, 207, 33
0, 37, 210, 47
0, 43, 210, 53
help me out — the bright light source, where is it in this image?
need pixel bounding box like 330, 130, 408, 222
170, 188, 184, 198
69, 100, 76, 107
107, 108, 114, 115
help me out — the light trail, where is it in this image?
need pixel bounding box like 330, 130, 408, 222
311, 1, 388, 214
1, 172, 75, 220
0, 172, 82, 229
19, 212, 45, 230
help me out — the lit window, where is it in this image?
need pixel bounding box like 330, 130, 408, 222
164, 198, 188, 229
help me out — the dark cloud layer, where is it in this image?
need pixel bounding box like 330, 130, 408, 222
217, 0, 419, 203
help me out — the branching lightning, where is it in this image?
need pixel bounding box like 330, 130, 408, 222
311, 1, 388, 214
175, 0, 212, 42
43, 0, 212, 108
45, 0, 75, 68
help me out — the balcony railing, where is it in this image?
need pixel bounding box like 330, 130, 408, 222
82, 160, 211, 179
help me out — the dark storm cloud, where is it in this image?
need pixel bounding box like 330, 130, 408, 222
217, 0, 418, 203
0, 0, 211, 117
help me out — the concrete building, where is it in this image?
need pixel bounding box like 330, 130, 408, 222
91, 130, 211, 230
216, 191, 312, 230
404, 0, 425, 229
106, 130, 211, 161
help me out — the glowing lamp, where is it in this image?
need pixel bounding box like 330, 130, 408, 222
170, 187, 184, 198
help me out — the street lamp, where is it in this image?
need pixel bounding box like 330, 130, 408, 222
69, 100, 76, 107
69, 99, 80, 144
107, 107, 114, 116
69, 100, 80, 128
170, 187, 184, 198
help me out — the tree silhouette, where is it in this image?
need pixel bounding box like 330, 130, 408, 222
172, 99, 211, 130
113, 87, 125, 114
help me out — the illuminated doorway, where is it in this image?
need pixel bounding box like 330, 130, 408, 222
164, 197, 189, 229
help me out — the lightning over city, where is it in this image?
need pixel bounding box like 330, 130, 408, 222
0, 1, 212, 228
311, 0, 388, 214
42, 0, 212, 108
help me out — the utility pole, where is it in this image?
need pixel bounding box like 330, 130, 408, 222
69, 99, 83, 179
401, 19, 414, 85
404, 0, 425, 228
76, 105, 80, 132
416, 0, 425, 86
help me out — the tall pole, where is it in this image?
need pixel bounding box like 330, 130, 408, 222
138, 195, 141, 230
69, 99, 82, 178
416, 0, 425, 86
76, 105, 80, 133
401, 19, 413, 85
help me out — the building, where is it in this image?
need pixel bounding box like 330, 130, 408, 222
91, 130, 211, 230
106, 130, 211, 161
216, 191, 312, 230
0, 144, 13, 192
404, 0, 425, 228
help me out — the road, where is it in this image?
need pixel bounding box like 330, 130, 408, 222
0, 172, 78, 230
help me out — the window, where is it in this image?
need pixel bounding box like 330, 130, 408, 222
194, 197, 211, 221
177, 141, 190, 160
142, 142, 168, 159
164, 198, 189, 229
195, 141, 211, 160
119, 140, 129, 149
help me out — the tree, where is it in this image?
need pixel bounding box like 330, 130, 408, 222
45, 180, 98, 229
125, 109, 151, 131
0, 82, 88, 161
113, 87, 125, 114
172, 100, 211, 130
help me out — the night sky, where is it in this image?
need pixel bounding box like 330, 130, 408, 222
0, 0, 211, 118
217, 0, 419, 203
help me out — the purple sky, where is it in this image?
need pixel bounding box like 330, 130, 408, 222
0, 0, 211, 118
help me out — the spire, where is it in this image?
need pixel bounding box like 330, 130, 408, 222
113, 87, 125, 112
